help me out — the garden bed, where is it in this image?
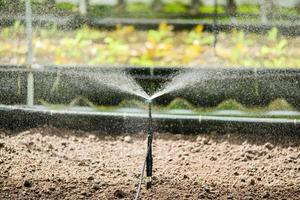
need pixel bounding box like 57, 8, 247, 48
1, 24, 299, 67
1, 126, 300, 199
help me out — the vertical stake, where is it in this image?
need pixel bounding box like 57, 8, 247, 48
146, 100, 153, 189
26, 0, 34, 106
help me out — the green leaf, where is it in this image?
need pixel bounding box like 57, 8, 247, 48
260, 46, 270, 55
267, 28, 278, 42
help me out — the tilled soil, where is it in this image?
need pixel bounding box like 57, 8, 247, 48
1, 126, 300, 200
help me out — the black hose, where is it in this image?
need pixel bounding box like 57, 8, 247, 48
134, 150, 147, 200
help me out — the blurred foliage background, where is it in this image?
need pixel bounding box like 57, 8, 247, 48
0, 0, 299, 68
0, 0, 299, 16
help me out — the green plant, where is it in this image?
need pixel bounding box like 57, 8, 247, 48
38, 24, 59, 38
227, 30, 254, 64
185, 25, 203, 44
147, 23, 173, 44
126, 2, 151, 13
199, 5, 225, 13
167, 98, 194, 110
267, 27, 278, 42
76, 26, 104, 41
267, 99, 295, 111
55, 2, 77, 11
216, 100, 245, 110
1, 21, 24, 38
164, 1, 187, 13
237, 4, 260, 14
0, 24, 299, 68
129, 56, 154, 66
259, 28, 288, 67
104, 37, 129, 54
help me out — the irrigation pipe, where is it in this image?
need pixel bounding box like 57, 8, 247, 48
0, 105, 299, 125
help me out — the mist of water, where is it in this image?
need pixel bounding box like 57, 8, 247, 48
60, 67, 284, 105
150, 69, 223, 100
68, 69, 150, 100
150, 68, 278, 100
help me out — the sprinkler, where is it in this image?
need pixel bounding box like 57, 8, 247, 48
134, 98, 154, 200
146, 99, 153, 189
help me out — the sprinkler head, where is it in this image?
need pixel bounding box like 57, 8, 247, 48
145, 98, 152, 104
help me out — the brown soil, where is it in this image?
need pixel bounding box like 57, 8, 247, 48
1, 126, 300, 199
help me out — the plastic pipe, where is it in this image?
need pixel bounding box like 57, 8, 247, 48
1, 104, 299, 125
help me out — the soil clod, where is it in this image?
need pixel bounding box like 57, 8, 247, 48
114, 189, 126, 199
124, 136, 132, 143
92, 184, 101, 191
23, 180, 32, 188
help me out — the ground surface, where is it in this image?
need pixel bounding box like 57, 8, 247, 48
1, 126, 300, 199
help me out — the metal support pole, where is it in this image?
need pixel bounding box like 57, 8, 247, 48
260, 0, 268, 24
189, 0, 201, 15
116, 0, 126, 12
151, 0, 163, 12
79, 0, 88, 15
25, 0, 34, 106
260, 0, 273, 24
146, 100, 153, 189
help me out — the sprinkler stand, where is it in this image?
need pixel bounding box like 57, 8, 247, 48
146, 99, 153, 189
